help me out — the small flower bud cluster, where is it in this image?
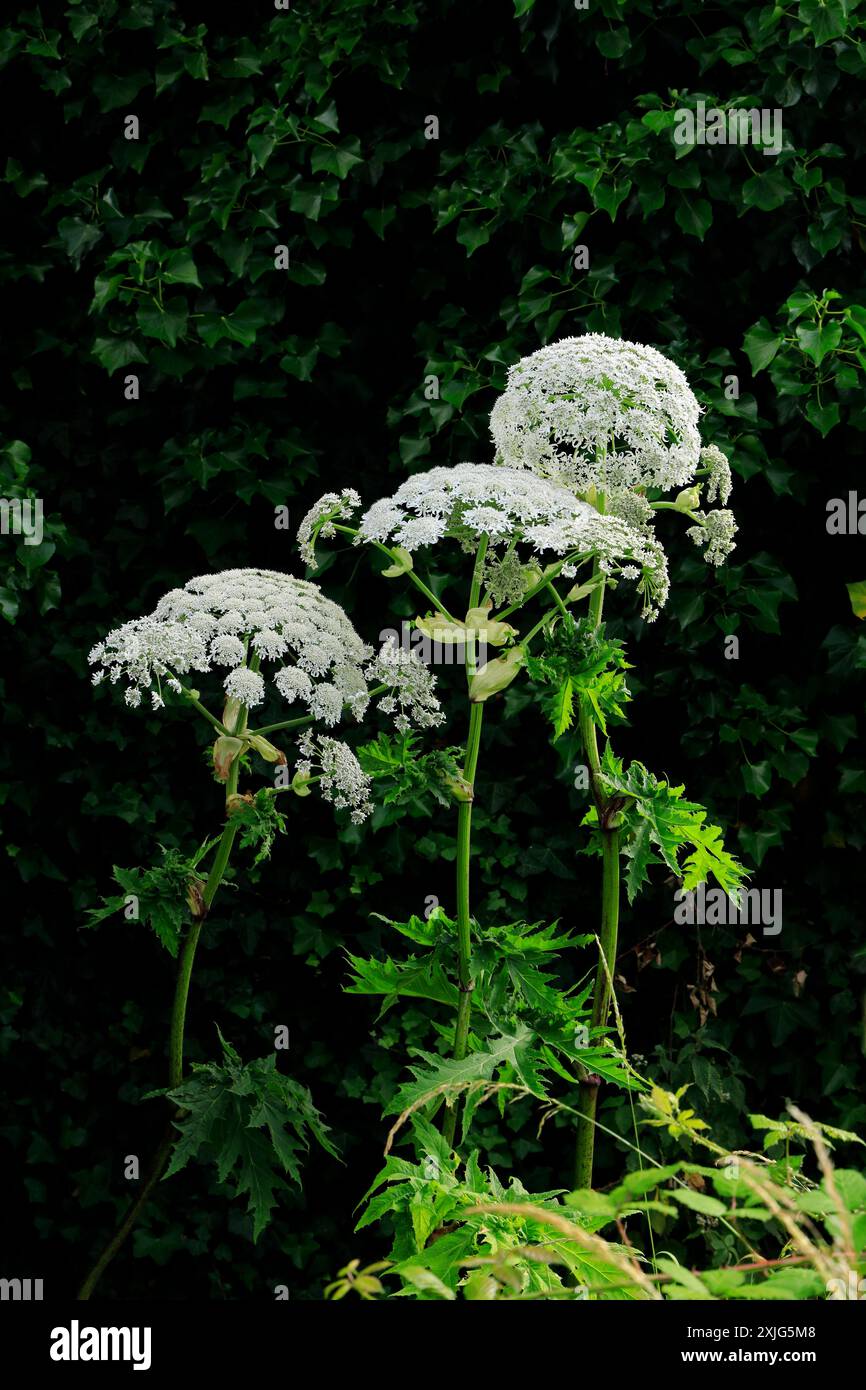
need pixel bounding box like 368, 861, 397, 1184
298, 488, 361, 571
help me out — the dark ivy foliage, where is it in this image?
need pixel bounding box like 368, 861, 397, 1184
2, 0, 865, 1298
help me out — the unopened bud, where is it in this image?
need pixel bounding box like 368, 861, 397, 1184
186, 877, 208, 920
381, 546, 414, 578
469, 647, 525, 703
248, 734, 286, 765
291, 770, 313, 798
674, 486, 701, 514
440, 773, 473, 803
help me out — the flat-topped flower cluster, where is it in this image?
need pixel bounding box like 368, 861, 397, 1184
355, 462, 670, 619
89, 569, 373, 713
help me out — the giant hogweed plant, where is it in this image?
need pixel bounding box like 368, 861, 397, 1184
299, 333, 747, 1203
78, 568, 444, 1297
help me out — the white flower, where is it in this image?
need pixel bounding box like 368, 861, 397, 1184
296, 730, 373, 823
365, 638, 445, 731
224, 666, 266, 708
89, 568, 373, 719
490, 334, 702, 493
274, 666, 314, 704
209, 634, 246, 667
308, 682, 344, 726
297, 488, 361, 570
687, 510, 738, 566
701, 445, 733, 506
251, 628, 288, 660
356, 462, 670, 618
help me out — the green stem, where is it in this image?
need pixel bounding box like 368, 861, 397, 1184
168, 761, 241, 1089
575, 840, 622, 1192
443, 537, 488, 1147
574, 503, 623, 1187
449, 704, 484, 1075
77, 752, 244, 1299
168, 675, 228, 735
251, 685, 388, 739
332, 524, 460, 623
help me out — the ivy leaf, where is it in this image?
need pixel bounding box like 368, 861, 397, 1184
796, 320, 842, 365
675, 194, 713, 240
162, 248, 201, 287
743, 318, 783, 373
91, 336, 147, 375
136, 296, 188, 347
846, 581, 866, 619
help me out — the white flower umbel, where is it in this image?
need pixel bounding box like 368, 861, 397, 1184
687, 509, 738, 566
365, 638, 446, 733
490, 334, 702, 493
295, 730, 373, 823
298, 488, 361, 571
356, 461, 670, 619
88, 568, 373, 717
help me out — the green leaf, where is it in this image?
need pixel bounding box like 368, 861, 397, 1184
92, 337, 147, 375
669, 1188, 727, 1217
58, 217, 102, 269
675, 194, 712, 240
136, 296, 188, 348
743, 318, 783, 373
592, 749, 748, 903
846, 581, 866, 620
551, 676, 574, 740
163, 1033, 338, 1241
796, 320, 842, 365
162, 248, 201, 287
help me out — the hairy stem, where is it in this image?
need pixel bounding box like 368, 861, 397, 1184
77, 749, 244, 1299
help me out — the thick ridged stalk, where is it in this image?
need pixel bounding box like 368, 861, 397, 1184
442, 537, 488, 1147
574, 496, 623, 1187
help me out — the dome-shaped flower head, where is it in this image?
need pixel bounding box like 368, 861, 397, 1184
353, 462, 670, 619
489, 334, 702, 494
89, 569, 443, 820
88, 568, 373, 718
